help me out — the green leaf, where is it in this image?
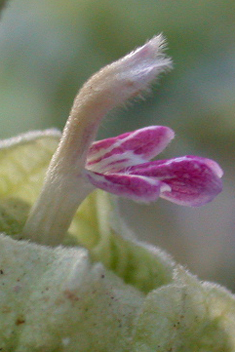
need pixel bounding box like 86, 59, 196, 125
0, 129, 60, 203
0, 234, 144, 351
0, 198, 30, 238
68, 189, 175, 293
0, 130, 60, 235
133, 267, 235, 351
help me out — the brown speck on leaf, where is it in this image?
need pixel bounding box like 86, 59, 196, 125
64, 289, 79, 302
0, 270, 3, 275
15, 317, 25, 325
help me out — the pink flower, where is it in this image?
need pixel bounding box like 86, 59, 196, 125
23, 35, 223, 245
86, 126, 223, 206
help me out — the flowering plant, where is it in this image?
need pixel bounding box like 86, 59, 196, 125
0, 34, 234, 352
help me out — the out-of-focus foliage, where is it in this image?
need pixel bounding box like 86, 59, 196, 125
0, 0, 6, 12
0, 0, 234, 289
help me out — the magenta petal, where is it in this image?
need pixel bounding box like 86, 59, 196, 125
128, 156, 223, 206
87, 126, 174, 172
85, 170, 162, 202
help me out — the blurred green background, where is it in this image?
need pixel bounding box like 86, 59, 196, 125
0, 0, 235, 289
